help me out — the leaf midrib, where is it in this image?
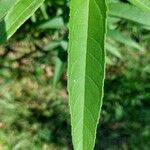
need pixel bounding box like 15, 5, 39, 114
82, 0, 92, 149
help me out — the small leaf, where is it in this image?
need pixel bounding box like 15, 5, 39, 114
53, 57, 65, 87
40, 3, 49, 20
43, 41, 60, 51
68, 0, 107, 149
107, 29, 142, 50
106, 42, 123, 59
36, 17, 65, 29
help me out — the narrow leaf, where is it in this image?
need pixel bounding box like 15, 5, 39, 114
36, 17, 65, 29
108, 2, 150, 26
68, 0, 107, 150
128, 0, 150, 13
53, 57, 65, 87
106, 43, 123, 59
107, 29, 142, 50
0, 0, 45, 44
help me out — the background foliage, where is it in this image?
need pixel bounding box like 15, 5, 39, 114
0, 0, 150, 149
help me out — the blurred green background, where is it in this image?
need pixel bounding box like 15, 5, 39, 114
0, 0, 150, 149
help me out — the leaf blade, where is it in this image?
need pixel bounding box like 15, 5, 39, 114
68, 0, 107, 149
107, 29, 142, 50
0, 0, 45, 44
108, 2, 150, 27
128, 0, 150, 13
0, 0, 19, 20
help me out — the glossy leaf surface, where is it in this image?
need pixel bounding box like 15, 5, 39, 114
68, 0, 107, 149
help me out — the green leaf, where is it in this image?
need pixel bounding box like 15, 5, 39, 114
0, 0, 45, 44
43, 41, 60, 51
53, 57, 65, 87
68, 0, 107, 150
0, 0, 18, 20
108, 2, 150, 26
36, 17, 65, 29
40, 3, 49, 20
128, 0, 150, 13
107, 29, 142, 50
106, 42, 123, 59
